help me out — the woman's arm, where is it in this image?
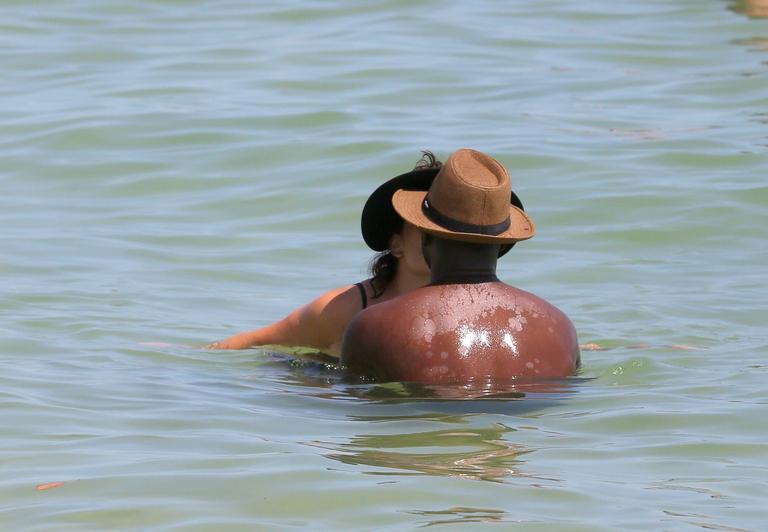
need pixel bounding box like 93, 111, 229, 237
206, 284, 363, 356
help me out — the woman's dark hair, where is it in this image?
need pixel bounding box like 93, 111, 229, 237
368, 151, 441, 298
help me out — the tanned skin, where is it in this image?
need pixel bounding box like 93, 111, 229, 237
207, 223, 429, 356
341, 235, 580, 383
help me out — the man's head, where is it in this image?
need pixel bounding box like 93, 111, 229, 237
420, 231, 500, 272
392, 148, 535, 249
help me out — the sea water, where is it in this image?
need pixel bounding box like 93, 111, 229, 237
1, 0, 767, 529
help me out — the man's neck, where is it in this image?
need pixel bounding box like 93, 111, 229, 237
429, 267, 499, 285
427, 238, 501, 286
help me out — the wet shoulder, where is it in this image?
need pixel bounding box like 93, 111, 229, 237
379, 282, 565, 316
371, 282, 576, 345
341, 281, 579, 380
302, 284, 366, 338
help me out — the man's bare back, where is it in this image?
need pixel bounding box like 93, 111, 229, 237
342, 282, 580, 383
341, 148, 581, 383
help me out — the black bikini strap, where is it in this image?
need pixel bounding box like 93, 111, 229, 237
354, 282, 368, 309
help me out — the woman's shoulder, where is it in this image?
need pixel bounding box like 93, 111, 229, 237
299, 281, 370, 355
305, 280, 369, 320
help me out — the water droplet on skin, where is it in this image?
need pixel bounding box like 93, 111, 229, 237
502, 332, 519, 355
424, 318, 436, 342
478, 330, 491, 346
507, 316, 524, 332
459, 326, 475, 349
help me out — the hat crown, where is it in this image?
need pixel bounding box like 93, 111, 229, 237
389, 148, 535, 247
427, 149, 512, 227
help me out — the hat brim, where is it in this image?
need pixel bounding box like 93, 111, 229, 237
361, 168, 440, 251
391, 190, 536, 245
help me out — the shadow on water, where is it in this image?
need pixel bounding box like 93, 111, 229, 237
266, 348, 589, 412
726, 0, 768, 88
256, 350, 589, 484
405, 506, 510, 527
308, 422, 537, 483
732, 37, 768, 52
727, 0, 768, 79
726, 0, 768, 18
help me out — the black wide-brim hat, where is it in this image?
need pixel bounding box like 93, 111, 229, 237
361, 165, 526, 258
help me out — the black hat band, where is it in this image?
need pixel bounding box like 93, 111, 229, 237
422, 197, 511, 236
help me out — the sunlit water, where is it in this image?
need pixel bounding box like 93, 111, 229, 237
2, 0, 767, 529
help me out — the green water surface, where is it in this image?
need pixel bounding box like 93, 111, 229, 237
1, 0, 767, 529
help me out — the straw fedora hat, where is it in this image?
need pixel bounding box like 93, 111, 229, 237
391, 149, 536, 245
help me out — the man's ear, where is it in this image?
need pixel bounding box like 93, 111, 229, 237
388, 233, 404, 258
